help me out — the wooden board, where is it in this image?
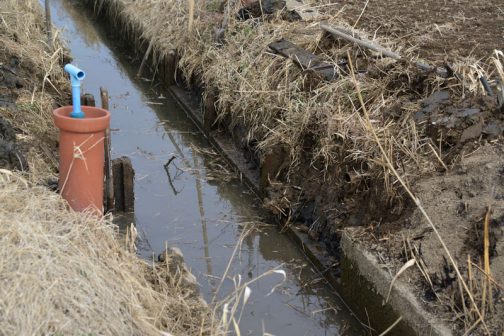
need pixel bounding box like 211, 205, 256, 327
112, 156, 135, 213
268, 39, 338, 81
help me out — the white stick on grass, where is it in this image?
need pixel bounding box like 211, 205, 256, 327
188, 0, 195, 33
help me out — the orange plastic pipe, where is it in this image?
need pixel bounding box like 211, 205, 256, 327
53, 106, 110, 215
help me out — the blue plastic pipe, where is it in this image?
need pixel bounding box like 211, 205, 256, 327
64, 64, 86, 118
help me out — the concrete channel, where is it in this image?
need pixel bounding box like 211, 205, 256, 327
49, 0, 451, 334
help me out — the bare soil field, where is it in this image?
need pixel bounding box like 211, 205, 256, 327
341, 0, 504, 61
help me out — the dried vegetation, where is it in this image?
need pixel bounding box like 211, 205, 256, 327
97, 0, 503, 203
0, 0, 68, 181
0, 171, 214, 335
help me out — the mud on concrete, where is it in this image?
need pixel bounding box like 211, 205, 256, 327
278, 96, 504, 334
348, 143, 504, 334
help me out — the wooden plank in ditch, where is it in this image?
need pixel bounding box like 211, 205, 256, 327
81, 93, 96, 107
268, 39, 338, 81
100, 87, 114, 213
112, 156, 135, 213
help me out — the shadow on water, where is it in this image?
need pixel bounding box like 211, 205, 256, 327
49, 0, 365, 334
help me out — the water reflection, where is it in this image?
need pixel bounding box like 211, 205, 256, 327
192, 153, 215, 291
56, 0, 101, 47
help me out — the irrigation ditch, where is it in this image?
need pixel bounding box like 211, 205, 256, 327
66, 0, 439, 334
51, 0, 504, 335
49, 0, 367, 335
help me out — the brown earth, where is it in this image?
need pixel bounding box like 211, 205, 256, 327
340, 0, 504, 61
0, 58, 34, 172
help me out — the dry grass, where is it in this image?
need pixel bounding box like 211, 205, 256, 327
97, 0, 502, 205
0, 170, 215, 335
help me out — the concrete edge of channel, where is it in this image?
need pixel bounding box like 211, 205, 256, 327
341, 229, 453, 336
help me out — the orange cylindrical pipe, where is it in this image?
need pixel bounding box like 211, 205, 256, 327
53, 106, 110, 215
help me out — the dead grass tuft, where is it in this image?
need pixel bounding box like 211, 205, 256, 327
0, 170, 216, 335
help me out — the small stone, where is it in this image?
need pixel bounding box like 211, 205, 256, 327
459, 121, 483, 143
456, 165, 467, 175
453, 108, 480, 118
422, 91, 450, 106
158, 246, 184, 264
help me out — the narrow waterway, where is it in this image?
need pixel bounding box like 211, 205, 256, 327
49, 1, 364, 334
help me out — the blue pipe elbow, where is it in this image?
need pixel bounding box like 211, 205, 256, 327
64, 64, 86, 118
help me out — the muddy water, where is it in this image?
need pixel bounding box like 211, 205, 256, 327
49, 1, 364, 334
